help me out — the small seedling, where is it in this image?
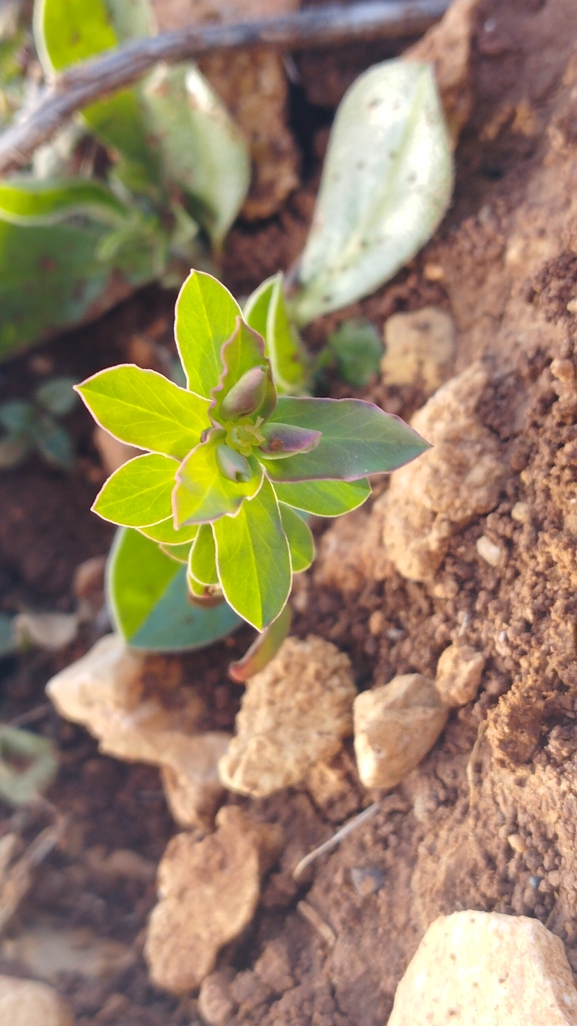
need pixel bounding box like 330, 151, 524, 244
77, 270, 428, 640
317, 318, 383, 389
0, 375, 77, 470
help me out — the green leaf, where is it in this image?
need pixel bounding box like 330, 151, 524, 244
33, 415, 74, 470
327, 318, 383, 388
106, 0, 155, 41
273, 478, 371, 517
262, 397, 429, 482
93, 452, 178, 527
279, 503, 314, 572
258, 422, 321, 459
0, 613, 16, 658
0, 725, 58, 807
141, 63, 250, 245
244, 273, 308, 395
188, 524, 218, 585
0, 400, 33, 433
210, 318, 272, 425
36, 376, 78, 415
0, 176, 128, 226
174, 430, 263, 526
0, 218, 154, 361
213, 477, 291, 630
160, 541, 192, 564
76, 365, 209, 458
290, 60, 453, 325
175, 270, 242, 398
139, 518, 198, 545
107, 526, 241, 650
34, 0, 159, 188
228, 602, 291, 683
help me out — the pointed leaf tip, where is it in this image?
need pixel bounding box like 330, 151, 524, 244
219, 365, 268, 420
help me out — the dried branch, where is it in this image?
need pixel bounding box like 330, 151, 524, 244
0, 0, 449, 175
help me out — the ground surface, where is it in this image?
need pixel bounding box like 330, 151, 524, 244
1, 0, 577, 1023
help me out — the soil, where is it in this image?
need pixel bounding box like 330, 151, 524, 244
2, 0, 577, 1023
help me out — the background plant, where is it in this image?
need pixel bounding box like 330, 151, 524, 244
77, 271, 428, 654
0, 375, 78, 470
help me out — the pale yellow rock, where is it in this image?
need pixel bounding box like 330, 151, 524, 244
0, 976, 74, 1026
383, 363, 506, 582
476, 534, 503, 567
381, 307, 455, 396
388, 910, 577, 1026
145, 806, 283, 994
46, 635, 230, 828
435, 643, 485, 707
354, 674, 448, 790
218, 636, 356, 798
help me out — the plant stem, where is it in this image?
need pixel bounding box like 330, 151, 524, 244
0, 0, 449, 174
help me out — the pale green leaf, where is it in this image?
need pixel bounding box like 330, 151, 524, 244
0, 218, 154, 361
213, 477, 291, 630
76, 364, 209, 458
35, 376, 78, 415
262, 397, 429, 482
141, 64, 250, 245
139, 518, 198, 545
273, 478, 371, 517
0, 726, 58, 807
188, 524, 218, 585
0, 176, 127, 226
174, 270, 242, 398
327, 317, 383, 387
160, 541, 192, 564
279, 503, 314, 572
32, 416, 74, 470
107, 526, 241, 649
210, 318, 272, 425
93, 452, 178, 526
290, 60, 453, 325
174, 431, 263, 526
106, 0, 155, 41
244, 273, 308, 394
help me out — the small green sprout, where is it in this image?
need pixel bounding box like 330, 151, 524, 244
77, 271, 428, 632
0, 375, 78, 471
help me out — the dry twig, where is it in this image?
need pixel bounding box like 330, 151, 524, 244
0, 0, 449, 174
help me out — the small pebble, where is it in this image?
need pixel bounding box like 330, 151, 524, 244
566, 298, 577, 314
476, 535, 503, 567
529, 875, 542, 888
350, 866, 385, 896
507, 833, 527, 853
511, 501, 531, 524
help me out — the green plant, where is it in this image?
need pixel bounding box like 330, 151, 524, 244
0, 375, 78, 470
0, 0, 250, 358
77, 270, 428, 647
316, 318, 383, 389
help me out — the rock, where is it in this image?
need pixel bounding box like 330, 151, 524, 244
353, 674, 448, 790
381, 307, 455, 396
383, 363, 506, 582
0, 975, 74, 1026
46, 635, 230, 828
313, 494, 392, 595
198, 971, 235, 1026
435, 643, 485, 707
0, 925, 134, 983
476, 534, 503, 567
218, 636, 355, 798
388, 910, 577, 1025
511, 501, 531, 523
145, 806, 283, 994
93, 425, 140, 474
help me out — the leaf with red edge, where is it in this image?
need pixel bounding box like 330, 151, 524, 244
210, 317, 276, 426
258, 422, 321, 460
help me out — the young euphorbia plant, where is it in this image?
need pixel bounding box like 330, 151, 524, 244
76, 271, 428, 640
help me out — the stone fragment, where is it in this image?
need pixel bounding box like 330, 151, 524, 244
218, 636, 355, 798
353, 674, 448, 790
381, 307, 455, 396
511, 501, 531, 523
388, 910, 577, 1026
435, 643, 485, 707
476, 534, 503, 567
198, 972, 235, 1026
0, 975, 74, 1026
145, 806, 283, 994
46, 635, 230, 828
383, 363, 506, 582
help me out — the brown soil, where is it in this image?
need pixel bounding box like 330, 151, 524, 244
2, 0, 577, 1023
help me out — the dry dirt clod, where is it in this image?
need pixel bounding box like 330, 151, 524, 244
218, 635, 356, 798
145, 806, 283, 994
0, 975, 75, 1026
435, 643, 485, 707
383, 362, 506, 583
476, 534, 503, 567
46, 634, 230, 828
353, 674, 448, 790
381, 306, 456, 397
387, 911, 577, 1025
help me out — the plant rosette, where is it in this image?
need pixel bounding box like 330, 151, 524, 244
77, 270, 429, 637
